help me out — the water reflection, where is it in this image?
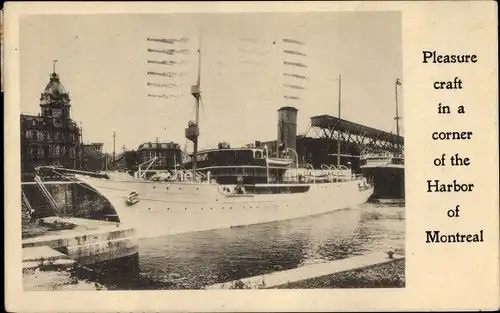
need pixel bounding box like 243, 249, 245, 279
105, 202, 405, 290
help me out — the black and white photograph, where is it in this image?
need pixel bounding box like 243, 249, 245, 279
18, 11, 405, 291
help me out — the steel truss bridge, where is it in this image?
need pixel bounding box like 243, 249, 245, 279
306, 115, 404, 155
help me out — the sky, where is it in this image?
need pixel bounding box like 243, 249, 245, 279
20, 12, 402, 153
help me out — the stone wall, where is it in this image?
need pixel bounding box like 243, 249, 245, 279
22, 182, 117, 222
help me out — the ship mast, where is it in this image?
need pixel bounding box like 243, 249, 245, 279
185, 31, 202, 182
337, 74, 342, 167
395, 78, 402, 155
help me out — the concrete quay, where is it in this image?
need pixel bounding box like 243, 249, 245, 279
22, 216, 138, 266
205, 252, 405, 289
22, 216, 138, 290
22, 246, 108, 291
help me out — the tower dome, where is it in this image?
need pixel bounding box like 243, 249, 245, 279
39, 65, 72, 119
44, 72, 68, 96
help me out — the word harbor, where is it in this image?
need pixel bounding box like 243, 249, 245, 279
427, 180, 474, 192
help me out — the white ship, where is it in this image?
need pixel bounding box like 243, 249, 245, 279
74, 155, 373, 239
65, 37, 373, 239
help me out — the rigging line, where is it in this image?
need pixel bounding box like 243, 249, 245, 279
191, 101, 196, 120
200, 96, 207, 119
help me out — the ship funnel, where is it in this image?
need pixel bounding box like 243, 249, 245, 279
277, 106, 298, 157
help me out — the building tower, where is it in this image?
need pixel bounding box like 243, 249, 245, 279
20, 62, 82, 175
40, 64, 72, 120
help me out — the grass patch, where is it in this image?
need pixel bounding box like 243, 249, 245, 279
276, 259, 405, 289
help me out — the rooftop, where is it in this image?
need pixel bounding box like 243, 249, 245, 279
310, 114, 404, 146
137, 141, 181, 150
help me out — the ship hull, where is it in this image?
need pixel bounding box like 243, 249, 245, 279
76, 175, 374, 239
361, 165, 404, 200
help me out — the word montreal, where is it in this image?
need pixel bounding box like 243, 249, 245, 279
422, 51, 478, 63
426, 230, 484, 243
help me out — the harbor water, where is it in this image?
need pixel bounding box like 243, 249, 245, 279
92, 201, 405, 290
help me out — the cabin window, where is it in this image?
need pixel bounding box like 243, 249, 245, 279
254, 150, 263, 159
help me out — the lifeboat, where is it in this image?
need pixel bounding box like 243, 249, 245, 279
267, 158, 294, 166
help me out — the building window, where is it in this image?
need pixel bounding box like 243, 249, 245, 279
53, 108, 62, 118
25, 130, 33, 140
55, 145, 61, 156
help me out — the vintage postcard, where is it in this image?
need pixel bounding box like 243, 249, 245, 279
3, 1, 498, 312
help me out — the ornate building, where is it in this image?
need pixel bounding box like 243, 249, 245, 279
136, 141, 182, 170
81, 142, 105, 171
20, 68, 82, 177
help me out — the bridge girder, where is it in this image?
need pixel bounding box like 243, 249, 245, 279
310, 125, 404, 154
